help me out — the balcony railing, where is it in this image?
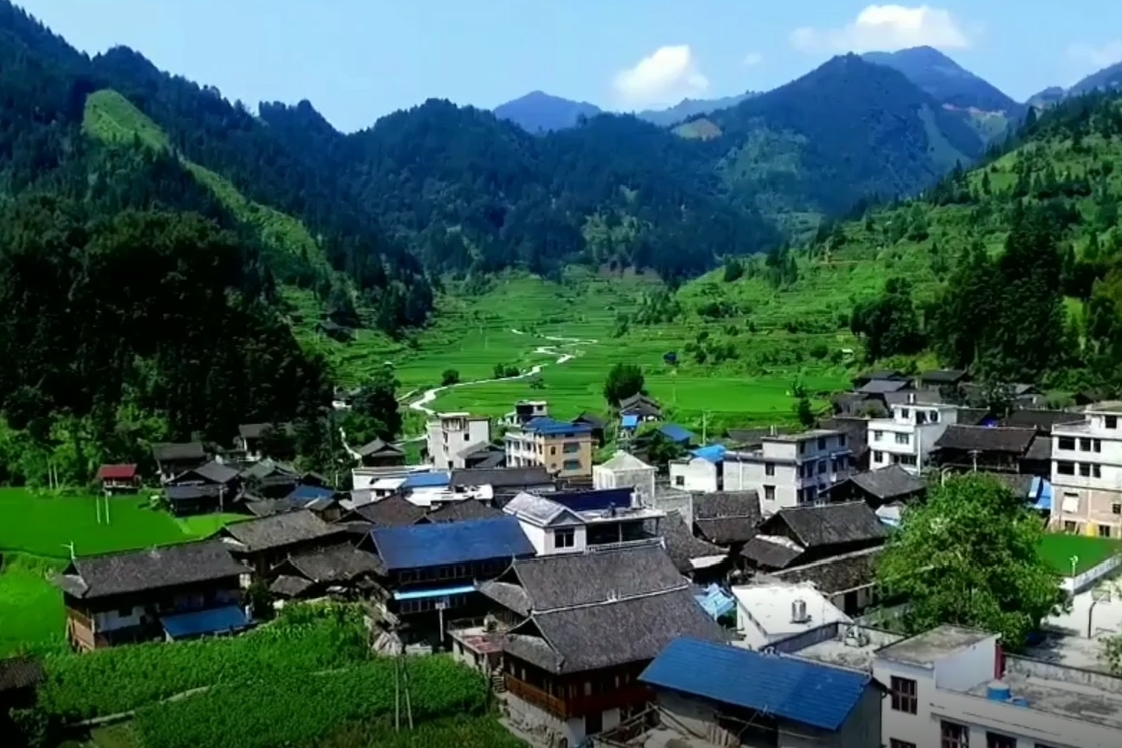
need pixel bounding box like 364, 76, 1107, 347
504, 675, 654, 719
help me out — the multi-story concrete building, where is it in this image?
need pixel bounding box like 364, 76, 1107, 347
866, 395, 959, 475
426, 412, 491, 471
722, 429, 853, 513
504, 418, 594, 479
593, 451, 657, 505
1050, 401, 1122, 538
501, 399, 549, 427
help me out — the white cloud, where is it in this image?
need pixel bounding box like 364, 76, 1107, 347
612, 45, 709, 109
742, 52, 764, 67
1067, 40, 1122, 71
790, 5, 970, 54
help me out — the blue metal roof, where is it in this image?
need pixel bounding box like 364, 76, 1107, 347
621, 414, 640, 429
551, 487, 633, 513
402, 471, 450, 489
286, 484, 336, 502
392, 584, 476, 601
161, 605, 252, 639
691, 444, 726, 463
370, 516, 535, 570
640, 637, 872, 731
523, 417, 593, 436
693, 584, 735, 619
659, 424, 695, 444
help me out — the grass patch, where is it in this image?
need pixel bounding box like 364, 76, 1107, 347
0, 554, 67, 657
1037, 533, 1121, 575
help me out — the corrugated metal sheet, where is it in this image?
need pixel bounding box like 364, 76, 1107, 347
287, 485, 336, 502
370, 516, 535, 570
640, 637, 871, 731
552, 487, 633, 513
659, 424, 695, 443
690, 444, 726, 463
402, 472, 450, 489
693, 584, 735, 619
161, 606, 251, 639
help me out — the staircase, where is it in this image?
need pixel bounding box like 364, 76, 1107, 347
490, 669, 506, 693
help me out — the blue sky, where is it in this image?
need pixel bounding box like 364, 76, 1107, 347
18, 1, 1122, 132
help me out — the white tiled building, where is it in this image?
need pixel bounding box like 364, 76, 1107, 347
593, 451, 657, 504
866, 395, 959, 475
425, 412, 491, 470
1050, 401, 1122, 539
502, 491, 665, 555
723, 429, 853, 513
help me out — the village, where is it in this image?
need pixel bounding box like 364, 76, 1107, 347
3, 369, 1122, 748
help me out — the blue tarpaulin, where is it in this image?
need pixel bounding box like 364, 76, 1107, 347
690, 444, 726, 463
659, 424, 695, 444
621, 414, 640, 429
1030, 476, 1053, 511
161, 605, 252, 639
552, 488, 633, 513
694, 584, 735, 619
393, 584, 476, 601
286, 484, 336, 503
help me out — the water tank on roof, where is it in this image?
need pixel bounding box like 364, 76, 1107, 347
986, 681, 1012, 701
791, 598, 809, 623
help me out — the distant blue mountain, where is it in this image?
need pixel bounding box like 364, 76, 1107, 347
494, 90, 758, 133
861, 46, 1021, 114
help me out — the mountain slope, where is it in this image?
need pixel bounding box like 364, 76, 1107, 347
493, 90, 602, 133
698, 54, 987, 219
668, 89, 1122, 390
634, 92, 757, 127
1070, 60, 1122, 96
861, 46, 1021, 113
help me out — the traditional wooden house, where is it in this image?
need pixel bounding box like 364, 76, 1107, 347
932, 425, 1038, 474
618, 393, 662, 421
165, 460, 241, 515
0, 655, 43, 714
216, 510, 346, 575
572, 412, 607, 446
339, 494, 428, 534
691, 491, 761, 550
740, 501, 886, 573
769, 545, 883, 615
919, 369, 970, 389
658, 511, 728, 583
825, 464, 927, 508
54, 541, 250, 651
355, 438, 407, 468
238, 459, 325, 499
235, 423, 295, 461
424, 499, 502, 523
474, 544, 724, 747
448, 466, 555, 503
268, 544, 381, 602
97, 464, 139, 495
152, 442, 209, 483
362, 516, 535, 641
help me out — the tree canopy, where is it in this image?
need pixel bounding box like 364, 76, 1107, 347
877, 473, 1067, 650
604, 363, 645, 407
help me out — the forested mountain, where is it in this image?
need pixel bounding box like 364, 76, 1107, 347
689, 54, 988, 217
1069, 60, 1122, 97
861, 46, 1022, 114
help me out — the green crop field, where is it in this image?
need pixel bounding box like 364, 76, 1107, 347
1037, 533, 1121, 575
0, 488, 243, 656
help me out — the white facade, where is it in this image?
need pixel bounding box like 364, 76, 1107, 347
723, 429, 853, 513
426, 413, 491, 471
867, 398, 959, 475
1051, 403, 1122, 539
874, 625, 1122, 748
593, 451, 657, 504
731, 581, 851, 650
503, 491, 665, 556
669, 457, 720, 493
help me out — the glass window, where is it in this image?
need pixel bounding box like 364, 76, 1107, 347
890, 677, 917, 714
555, 529, 575, 548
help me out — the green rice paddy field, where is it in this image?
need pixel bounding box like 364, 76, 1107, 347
1037, 533, 1122, 575
0, 488, 243, 656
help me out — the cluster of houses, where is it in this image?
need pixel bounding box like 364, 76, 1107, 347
39, 387, 1122, 748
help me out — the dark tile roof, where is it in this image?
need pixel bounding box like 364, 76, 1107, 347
269, 574, 315, 598
0, 655, 44, 692
957, 408, 995, 426
856, 379, 911, 395
920, 369, 968, 385
817, 418, 869, 457
762, 502, 885, 548
237, 423, 292, 440
284, 544, 380, 583
192, 460, 241, 484
449, 466, 553, 489
640, 637, 872, 732
740, 537, 805, 569
884, 390, 943, 406
989, 472, 1035, 497
470, 451, 506, 469
370, 516, 534, 571
167, 484, 223, 502
658, 513, 725, 573
573, 411, 606, 430
692, 491, 761, 545
844, 465, 926, 502
152, 442, 206, 463
934, 425, 1036, 454
220, 510, 341, 552
239, 459, 300, 481
997, 409, 1083, 431
619, 393, 660, 409
1025, 435, 1051, 461
771, 546, 882, 594
56, 541, 245, 599
857, 370, 905, 382
481, 544, 687, 614
425, 500, 502, 523
348, 495, 427, 527
357, 438, 404, 457
503, 587, 723, 674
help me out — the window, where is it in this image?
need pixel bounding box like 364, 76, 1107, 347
674, 475, 685, 487
1064, 520, 1078, 533
891, 741, 917, 748
1094, 439, 1103, 452
562, 459, 581, 471
915, 410, 927, 425
1080, 438, 1093, 451
900, 454, 917, 465
1093, 464, 1102, 478
1107, 415, 1118, 429
555, 529, 575, 548
817, 437, 826, 450
117, 606, 134, 618
895, 433, 910, 445
817, 460, 826, 474
838, 434, 847, 447
1100, 524, 1112, 539
889, 676, 917, 714
930, 410, 940, 423
764, 485, 775, 501
798, 442, 806, 454
874, 430, 884, 441
765, 462, 775, 476
941, 721, 969, 748
1058, 436, 1076, 450
874, 451, 885, 463
1057, 461, 1075, 475
1113, 503, 1121, 515
562, 441, 580, 453
1080, 462, 1091, 477
986, 732, 1015, 748
550, 446, 556, 455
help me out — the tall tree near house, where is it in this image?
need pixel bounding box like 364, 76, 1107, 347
876, 473, 1068, 650
344, 370, 402, 444
603, 363, 645, 407
928, 240, 997, 369
849, 277, 925, 362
